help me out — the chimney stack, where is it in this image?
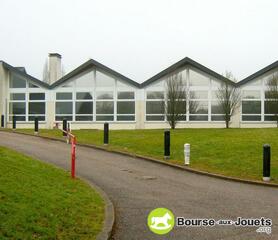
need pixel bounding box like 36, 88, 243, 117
48, 53, 62, 84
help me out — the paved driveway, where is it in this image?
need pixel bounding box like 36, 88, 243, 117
0, 131, 277, 240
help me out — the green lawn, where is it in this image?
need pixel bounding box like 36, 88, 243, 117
5, 128, 278, 183
0, 146, 104, 240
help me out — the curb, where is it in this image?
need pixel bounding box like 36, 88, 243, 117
79, 177, 115, 240
1, 129, 278, 188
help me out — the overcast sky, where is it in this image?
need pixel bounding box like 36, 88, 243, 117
0, 0, 277, 83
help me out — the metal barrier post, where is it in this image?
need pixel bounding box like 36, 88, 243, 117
164, 130, 170, 159
12, 116, 16, 130
62, 119, 67, 136
1, 115, 4, 128
104, 122, 109, 145
71, 136, 76, 178
263, 144, 271, 181
34, 117, 39, 134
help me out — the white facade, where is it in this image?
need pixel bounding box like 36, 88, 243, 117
0, 55, 277, 129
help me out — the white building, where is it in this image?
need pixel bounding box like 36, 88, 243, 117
0, 53, 277, 129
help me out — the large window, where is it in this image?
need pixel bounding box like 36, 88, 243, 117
146, 91, 165, 121
264, 90, 278, 121
189, 91, 208, 121
55, 92, 73, 121
96, 91, 114, 121
117, 91, 135, 121
189, 70, 209, 86
10, 73, 26, 88
28, 93, 45, 121
211, 90, 225, 121
8, 75, 46, 122
9, 93, 26, 121
241, 90, 261, 121
75, 92, 93, 121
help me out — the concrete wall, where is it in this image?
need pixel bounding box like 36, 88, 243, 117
0, 63, 9, 127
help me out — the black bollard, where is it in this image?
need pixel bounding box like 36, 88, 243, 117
263, 144, 271, 181
164, 130, 170, 159
62, 119, 67, 136
12, 115, 16, 130
104, 122, 109, 145
34, 117, 39, 134
1, 115, 4, 128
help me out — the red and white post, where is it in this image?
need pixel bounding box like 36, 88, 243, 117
71, 136, 76, 179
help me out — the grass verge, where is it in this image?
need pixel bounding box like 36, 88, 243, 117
4, 128, 278, 184
0, 146, 104, 240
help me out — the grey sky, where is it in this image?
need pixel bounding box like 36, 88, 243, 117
0, 0, 277, 83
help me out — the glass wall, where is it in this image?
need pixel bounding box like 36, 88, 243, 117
54, 68, 135, 122
240, 74, 278, 122
145, 68, 213, 122
8, 73, 46, 122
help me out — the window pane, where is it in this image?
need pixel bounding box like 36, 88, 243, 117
211, 101, 222, 114
96, 102, 114, 114
75, 102, 93, 114
55, 115, 72, 121
265, 115, 277, 121
96, 91, 113, 100
117, 115, 135, 121
62, 82, 73, 88
189, 70, 209, 86
166, 115, 186, 121
146, 101, 164, 114
264, 101, 278, 114
29, 116, 45, 121
9, 102, 25, 114
189, 101, 208, 114
190, 91, 208, 99
76, 115, 93, 121
55, 102, 73, 114
29, 102, 45, 114
146, 115, 165, 121
29, 93, 45, 100
166, 100, 186, 114
9, 116, 25, 121
147, 91, 164, 99
117, 102, 135, 114
75, 70, 94, 88
242, 101, 261, 114
242, 90, 261, 99
56, 92, 72, 100
10, 93, 25, 100
96, 115, 114, 121
10, 74, 26, 88
265, 90, 278, 99
29, 82, 39, 88
211, 115, 225, 121
117, 92, 134, 99
242, 115, 261, 121
189, 115, 208, 121
76, 92, 93, 100
96, 71, 115, 87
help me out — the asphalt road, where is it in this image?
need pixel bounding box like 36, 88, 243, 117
0, 131, 277, 240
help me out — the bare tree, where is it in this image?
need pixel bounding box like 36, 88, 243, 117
42, 59, 49, 83
216, 71, 241, 128
266, 74, 278, 127
165, 74, 187, 129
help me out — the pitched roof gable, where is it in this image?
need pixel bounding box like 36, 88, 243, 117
237, 60, 278, 86
140, 57, 236, 88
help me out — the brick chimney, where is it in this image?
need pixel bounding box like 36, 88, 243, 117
48, 53, 62, 84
